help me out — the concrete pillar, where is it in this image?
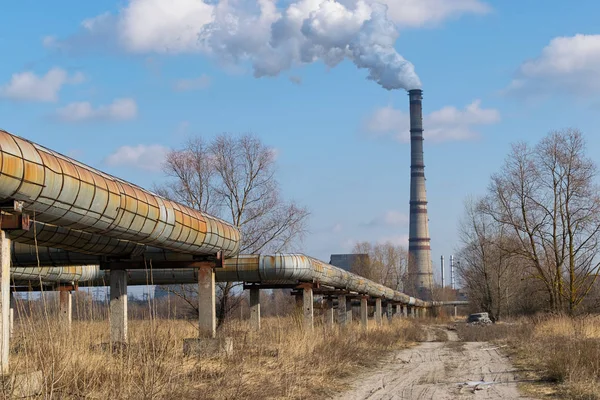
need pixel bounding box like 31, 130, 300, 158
9, 292, 14, 339
198, 267, 216, 338
386, 303, 393, 322
249, 288, 260, 331
454, 305, 458, 318
393, 304, 400, 318
423, 308, 428, 318
346, 297, 353, 325
110, 269, 128, 344
0, 231, 10, 374
303, 287, 314, 331
375, 298, 382, 325
59, 288, 72, 327
324, 297, 334, 327
338, 295, 347, 326
412, 307, 417, 318
360, 297, 368, 331
403, 305, 408, 318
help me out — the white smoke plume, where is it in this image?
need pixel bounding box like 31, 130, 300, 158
54, 0, 422, 90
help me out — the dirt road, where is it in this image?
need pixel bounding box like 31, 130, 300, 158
330, 326, 534, 400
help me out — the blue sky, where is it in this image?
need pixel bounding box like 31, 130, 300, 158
2, 0, 600, 285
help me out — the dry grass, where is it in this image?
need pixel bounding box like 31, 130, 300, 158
5, 314, 422, 400
456, 315, 600, 399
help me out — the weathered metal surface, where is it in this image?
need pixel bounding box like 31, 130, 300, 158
0, 130, 240, 257
10, 253, 438, 307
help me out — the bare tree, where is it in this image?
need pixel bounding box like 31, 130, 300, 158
478, 128, 600, 313
351, 241, 408, 291
155, 133, 310, 326
457, 197, 523, 321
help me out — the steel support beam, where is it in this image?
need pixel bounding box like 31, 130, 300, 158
110, 269, 128, 344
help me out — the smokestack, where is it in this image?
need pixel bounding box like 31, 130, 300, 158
441, 256, 445, 288
450, 255, 455, 290
407, 89, 433, 299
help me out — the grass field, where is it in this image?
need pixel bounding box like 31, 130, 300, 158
6, 313, 422, 399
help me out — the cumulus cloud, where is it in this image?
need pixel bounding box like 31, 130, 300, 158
505, 34, 600, 96
365, 99, 500, 143
173, 74, 211, 91
0, 67, 84, 102
55, 98, 138, 122
104, 144, 169, 171
45, 0, 487, 91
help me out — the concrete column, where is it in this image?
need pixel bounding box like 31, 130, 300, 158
423, 308, 428, 318
375, 298, 382, 325
303, 287, 314, 331
346, 297, 353, 325
393, 304, 400, 318
454, 305, 458, 318
9, 292, 14, 339
360, 297, 368, 331
338, 295, 347, 326
412, 307, 417, 318
324, 297, 334, 327
59, 288, 72, 327
386, 303, 393, 322
198, 267, 216, 338
0, 231, 10, 374
403, 305, 408, 318
249, 288, 260, 331
110, 269, 128, 344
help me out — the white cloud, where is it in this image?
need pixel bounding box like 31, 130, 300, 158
104, 144, 169, 171
0, 67, 84, 102
380, 0, 490, 28
377, 234, 410, 247
505, 34, 600, 96
55, 98, 138, 122
46, 0, 490, 91
365, 100, 500, 143
332, 223, 343, 233
173, 74, 211, 91
364, 210, 409, 227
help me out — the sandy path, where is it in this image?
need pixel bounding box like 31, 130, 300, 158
330, 326, 534, 400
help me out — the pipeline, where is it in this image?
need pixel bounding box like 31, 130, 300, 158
0, 130, 240, 257
10, 254, 431, 307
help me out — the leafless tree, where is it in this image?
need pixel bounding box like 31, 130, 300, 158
155, 133, 310, 326
456, 197, 523, 321
477, 128, 600, 313
351, 241, 408, 291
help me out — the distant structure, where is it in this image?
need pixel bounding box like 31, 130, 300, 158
329, 254, 369, 272
407, 89, 434, 300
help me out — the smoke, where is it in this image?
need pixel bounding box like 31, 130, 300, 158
198, 0, 422, 90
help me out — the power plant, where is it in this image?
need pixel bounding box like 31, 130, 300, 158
407, 89, 434, 299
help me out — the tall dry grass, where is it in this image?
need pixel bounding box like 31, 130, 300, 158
5, 307, 422, 400
457, 315, 600, 399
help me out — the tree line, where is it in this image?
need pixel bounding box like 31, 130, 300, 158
457, 129, 600, 319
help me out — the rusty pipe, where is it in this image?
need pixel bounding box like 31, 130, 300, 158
0, 130, 240, 257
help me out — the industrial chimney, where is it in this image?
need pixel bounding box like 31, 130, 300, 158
407, 89, 433, 299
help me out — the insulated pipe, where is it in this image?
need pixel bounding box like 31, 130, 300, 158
0, 130, 240, 257
10, 254, 433, 307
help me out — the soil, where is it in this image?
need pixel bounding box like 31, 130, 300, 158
330, 325, 535, 400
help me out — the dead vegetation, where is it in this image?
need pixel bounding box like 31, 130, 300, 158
456, 315, 600, 399
5, 314, 422, 400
